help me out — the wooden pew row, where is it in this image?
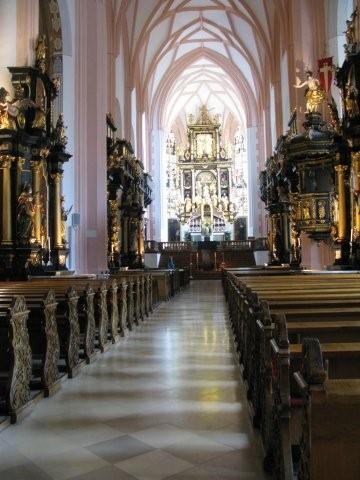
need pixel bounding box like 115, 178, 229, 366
223, 270, 360, 480
0, 282, 109, 373
293, 340, 360, 480
269, 322, 360, 480
0, 272, 157, 425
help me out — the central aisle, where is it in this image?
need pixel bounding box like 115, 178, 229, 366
0, 280, 266, 480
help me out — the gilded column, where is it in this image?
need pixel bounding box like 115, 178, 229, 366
351, 152, 360, 234
30, 160, 42, 244
0, 155, 13, 245
51, 173, 63, 247
335, 164, 348, 241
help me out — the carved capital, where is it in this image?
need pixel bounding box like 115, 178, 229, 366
0, 154, 14, 169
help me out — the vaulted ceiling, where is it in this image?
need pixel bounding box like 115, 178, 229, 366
115, 0, 286, 134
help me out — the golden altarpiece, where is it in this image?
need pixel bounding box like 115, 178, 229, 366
167, 106, 238, 241
106, 115, 152, 270
260, 8, 360, 269
0, 37, 71, 279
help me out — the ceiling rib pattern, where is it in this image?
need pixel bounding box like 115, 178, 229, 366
117, 0, 283, 134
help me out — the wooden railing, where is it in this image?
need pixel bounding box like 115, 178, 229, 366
144, 238, 269, 253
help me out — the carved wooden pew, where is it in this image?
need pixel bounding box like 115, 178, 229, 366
0, 284, 81, 378
0, 290, 62, 398
293, 339, 360, 480
110, 272, 153, 329
25, 279, 113, 354
223, 271, 360, 479
266, 315, 360, 479
0, 296, 32, 423
149, 270, 172, 301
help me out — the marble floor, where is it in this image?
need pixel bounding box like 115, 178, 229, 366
0, 280, 267, 480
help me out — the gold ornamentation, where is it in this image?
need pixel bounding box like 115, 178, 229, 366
51, 114, 68, 147
32, 109, 46, 129
318, 200, 326, 221
344, 81, 359, 118
0, 87, 17, 130
294, 71, 326, 113
302, 201, 311, 221
35, 35, 47, 73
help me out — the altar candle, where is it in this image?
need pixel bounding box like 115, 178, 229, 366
48, 236, 51, 252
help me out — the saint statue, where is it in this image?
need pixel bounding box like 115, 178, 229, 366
0, 87, 17, 130
344, 19, 355, 46
344, 82, 360, 118
60, 196, 72, 246
202, 184, 211, 203
17, 184, 36, 244
221, 194, 229, 212
211, 192, 218, 208
184, 194, 192, 213
293, 71, 325, 113
129, 219, 138, 253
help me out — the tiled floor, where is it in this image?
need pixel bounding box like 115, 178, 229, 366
0, 280, 267, 479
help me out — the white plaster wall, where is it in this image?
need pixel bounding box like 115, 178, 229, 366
281, 51, 290, 133
0, 0, 17, 92
59, 0, 76, 270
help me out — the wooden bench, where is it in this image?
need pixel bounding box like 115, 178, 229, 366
223, 270, 360, 479
294, 341, 360, 480
0, 284, 81, 379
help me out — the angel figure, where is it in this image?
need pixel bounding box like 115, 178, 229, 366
294, 71, 326, 113
0, 87, 17, 130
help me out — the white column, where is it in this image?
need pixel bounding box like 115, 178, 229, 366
247, 125, 259, 238
59, 0, 76, 270
152, 128, 168, 241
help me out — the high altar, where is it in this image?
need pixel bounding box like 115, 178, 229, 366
167, 106, 240, 241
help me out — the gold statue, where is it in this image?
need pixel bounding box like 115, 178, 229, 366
35, 35, 47, 73
17, 185, 36, 244
345, 19, 355, 45
294, 71, 326, 113
344, 82, 359, 118
0, 87, 17, 130
51, 114, 68, 147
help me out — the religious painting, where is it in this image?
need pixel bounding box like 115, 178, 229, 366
196, 133, 213, 157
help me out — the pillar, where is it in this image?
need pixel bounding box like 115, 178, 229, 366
30, 160, 42, 244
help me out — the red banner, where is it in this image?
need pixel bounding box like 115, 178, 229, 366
318, 57, 333, 93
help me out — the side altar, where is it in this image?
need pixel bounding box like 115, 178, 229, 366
167, 106, 242, 242
0, 36, 72, 279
